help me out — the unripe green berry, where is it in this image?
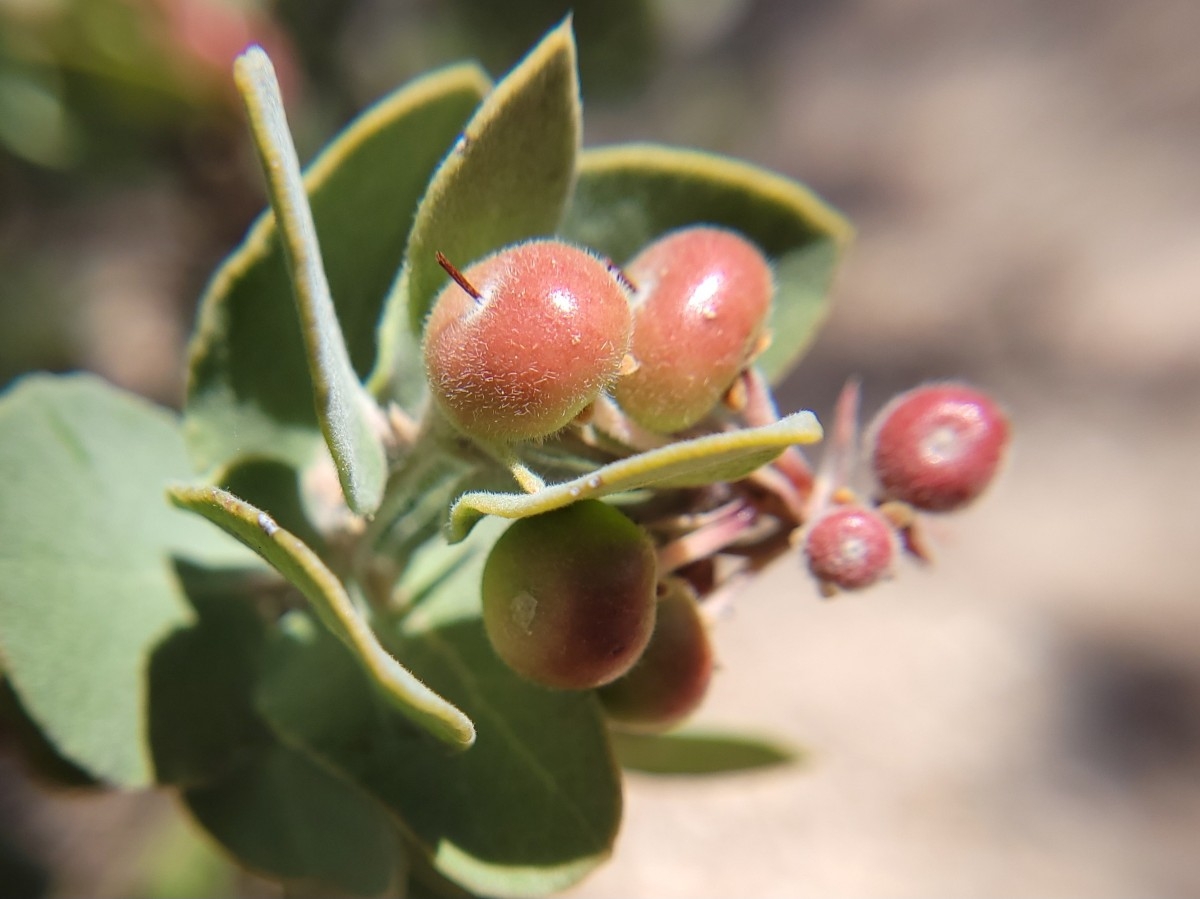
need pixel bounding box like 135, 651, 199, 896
614, 226, 773, 433
423, 240, 632, 443
803, 505, 896, 592
869, 382, 1010, 512
482, 500, 657, 691
598, 578, 714, 731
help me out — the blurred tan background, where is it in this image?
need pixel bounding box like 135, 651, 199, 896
2, 0, 1198, 896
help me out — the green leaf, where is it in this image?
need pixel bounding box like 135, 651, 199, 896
390, 17, 581, 338
233, 47, 388, 516
0, 374, 248, 787
215, 457, 329, 561
561, 143, 853, 382
257, 611, 622, 899
148, 565, 274, 787
611, 730, 801, 776
184, 740, 404, 897
168, 485, 475, 749
447, 411, 822, 541
185, 63, 490, 473
149, 563, 404, 897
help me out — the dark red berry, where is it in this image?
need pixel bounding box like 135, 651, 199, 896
869, 383, 1010, 512
598, 578, 714, 731
614, 226, 773, 433
423, 240, 632, 443
481, 500, 657, 691
803, 505, 895, 592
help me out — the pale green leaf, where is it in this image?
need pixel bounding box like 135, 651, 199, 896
447, 411, 822, 541
388, 18, 581, 338
0, 374, 248, 786
234, 47, 387, 515
168, 485, 475, 749
185, 63, 489, 472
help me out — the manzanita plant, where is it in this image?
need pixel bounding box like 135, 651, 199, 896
0, 21, 1011, 898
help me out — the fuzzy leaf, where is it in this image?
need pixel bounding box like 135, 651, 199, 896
0, 374, 248, 786
257, 609, 622, 899
390, 18, 581, 338
233, 47, 388, 515
185, 63, 489, 473
168, 485, 475, 749
447, 411, 822, 541
150, 566, 404, 896
611, 730, 800, 776
214, 457, 329, 561
185, 740, 404, 897
561, 144, 853, 382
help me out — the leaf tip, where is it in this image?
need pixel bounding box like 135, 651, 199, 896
782, 410, 824, 444
452, 717, 477, 751
233, 44, 275, 95
234, 43, 271, 72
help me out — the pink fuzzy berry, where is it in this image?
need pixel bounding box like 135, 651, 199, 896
614, 226, 773, 433
803, 506, 895, 592
423, 240, 632, 443
870, 383, 1010, 513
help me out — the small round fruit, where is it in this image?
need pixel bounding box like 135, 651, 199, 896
598, 578, 714, 731
482, 500, 657, 690
423, 240, 632, 443
869, 383, 1010, 512
803, 505, 895, 592
614, 226, 773, 433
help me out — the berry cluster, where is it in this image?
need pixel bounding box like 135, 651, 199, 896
802, 382, 1010, 595
422, 227, 1009, 731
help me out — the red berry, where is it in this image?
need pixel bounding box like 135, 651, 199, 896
869, 383, 1010, 512
598, 579, 714, 731
423, 240, 632, 443
481, 501, 657, 691
614, 226, 773, 433
803, 506, 895, 592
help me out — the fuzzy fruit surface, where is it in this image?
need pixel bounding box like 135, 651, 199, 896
481, 500, 657, 691
598, 578, 714, 731
804, 506, 895, 591
423, 240, 632, 443
614, 226, 773, 433
870, 383, 1010, 512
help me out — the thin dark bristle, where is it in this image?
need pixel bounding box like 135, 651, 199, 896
604, 258, 638, 293
436, 250, 482, 301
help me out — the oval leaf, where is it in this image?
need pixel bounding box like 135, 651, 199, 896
391, 17, 581, 338
185, 62, 490, 473
233, 47, 388, 515
168, 485, 475, 749
0, 374, 248, 786
561, 144, 853, 382
257, 611, 622, 899
185, 741, 404, 897
447, 411, 822, 542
